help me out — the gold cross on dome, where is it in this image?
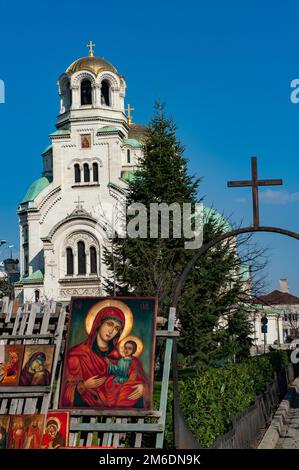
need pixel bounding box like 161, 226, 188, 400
126, 104, 135, 125
87, 40, 96, 57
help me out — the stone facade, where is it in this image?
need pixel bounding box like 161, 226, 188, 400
15, 52, 144, 302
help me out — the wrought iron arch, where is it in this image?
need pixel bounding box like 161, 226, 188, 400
171, 158, 299, 449
171, 225, 299, 449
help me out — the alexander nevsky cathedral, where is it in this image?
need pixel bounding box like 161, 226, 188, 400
15, 42, 146, 303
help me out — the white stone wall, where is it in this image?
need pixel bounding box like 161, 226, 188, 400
18, 59, 143, 302
252, 307, 285, 348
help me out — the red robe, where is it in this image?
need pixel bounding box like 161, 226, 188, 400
62, 341, 149, 409
61, 306, 150, 409
25, 425, 42, 449
10, 428, 25, 449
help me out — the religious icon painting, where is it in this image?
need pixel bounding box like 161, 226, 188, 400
81, 134, 91, 149
0, 416, 11, 449
20, 344, 55, 386
41, 411, 69, 449
59, 297, 158, 411
7, 414, 45, 449
0, 344, 24, 387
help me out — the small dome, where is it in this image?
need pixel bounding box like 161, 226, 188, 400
66, 55, 121, 77
21, 176, 51, 204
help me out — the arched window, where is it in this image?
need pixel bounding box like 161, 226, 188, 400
93, 162, 99, 182
90, 246, 97, 274
78, 241, 86, 275
24, 255, 29, 276
68, 86, 72, 108
101, 80, 110, 106
127, 149, 131, 164
66, 247, 74, 275
83, 163, 90, 182
74, 164, 81, 183
35, 290, 40, 303
81, 79, 92, 105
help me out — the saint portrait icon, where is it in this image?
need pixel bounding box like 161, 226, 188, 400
7, 414, 45, 449
59, 297, 157, 410
0, 416, 10, 449
81, 134, 91, 149
19, 344, 55, 386
0, 344, 24, 387
41, 412, 69, 449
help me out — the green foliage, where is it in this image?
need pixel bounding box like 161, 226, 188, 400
103, 102, 200, 319
178, 213, 254, 367
177, 353, 283, 447
268, 349, 289, 372
103, 103, 254, 368
0, 276, 9, 297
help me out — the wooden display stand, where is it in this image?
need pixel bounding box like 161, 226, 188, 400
0, 298, 177, 448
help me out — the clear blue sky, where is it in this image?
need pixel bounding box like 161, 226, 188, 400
1, 0, 299, 294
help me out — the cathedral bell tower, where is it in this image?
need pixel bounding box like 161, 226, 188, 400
16, 43, 145, 303
56, 41, 127, 131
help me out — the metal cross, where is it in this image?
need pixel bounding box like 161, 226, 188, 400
86, 40, 96, 57
125, 103, 135, 125
74, 196, 84, 211
227, 156, 283, 227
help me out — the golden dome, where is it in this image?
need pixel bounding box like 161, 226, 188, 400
66, 55, 121, 77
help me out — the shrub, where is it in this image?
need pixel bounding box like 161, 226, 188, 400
176, 352, 284, 447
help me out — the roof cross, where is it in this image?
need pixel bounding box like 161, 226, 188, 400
74, 195, 85, 211
125, 103, 135, 125
86, 40, 96, 57
227, 157, 283, 227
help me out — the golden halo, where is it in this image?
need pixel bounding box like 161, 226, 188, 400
118, 335, 144, 358
46, 417, 61, 431
84, 299, 133, 341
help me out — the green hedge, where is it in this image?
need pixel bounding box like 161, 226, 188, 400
176, 351, 288, 447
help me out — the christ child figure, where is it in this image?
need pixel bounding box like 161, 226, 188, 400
106, 340, 137, 384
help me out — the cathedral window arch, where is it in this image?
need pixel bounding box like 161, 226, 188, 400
93, 162, 99, 182
78, 241, 86, 275
66, 247, 74, 275
83, 163, 90, 182
24, 255, 29, 276
35, 290, 40, 303
101, 80, 110, 106
74, 163, 81, 183
68, 84, 72, 108
81, 79, 92, 105
90, 246, 97, 274
127, 149, 131, 164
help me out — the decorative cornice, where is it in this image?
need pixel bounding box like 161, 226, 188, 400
40, 196, 62, 225
56, 114, 129, 129
42, 211, 98, 241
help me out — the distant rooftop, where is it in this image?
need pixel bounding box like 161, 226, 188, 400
257, 290, 299, 306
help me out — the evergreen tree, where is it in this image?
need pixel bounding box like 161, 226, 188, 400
177, 213, 254, 368
103, 103, 200, 316
0, 276, 9, 297
104, 103, 256, 367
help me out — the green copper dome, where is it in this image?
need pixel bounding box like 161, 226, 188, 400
121, 170, 136, 183
203, 207, 232, 233
21, 177, 51, 203
122, 138, 142, 149
21, 270, 44, 283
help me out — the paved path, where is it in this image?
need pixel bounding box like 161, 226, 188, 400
277, 396, 299, 449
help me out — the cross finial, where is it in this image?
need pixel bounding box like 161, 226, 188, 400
227, 157, 283, 227
125, 103, 135, 125
86, 40, 96, 57
74, 195, 84, 211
